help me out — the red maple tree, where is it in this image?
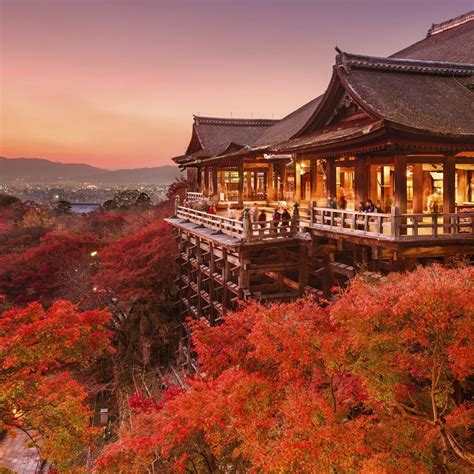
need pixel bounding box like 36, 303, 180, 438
95, 265, 473, 473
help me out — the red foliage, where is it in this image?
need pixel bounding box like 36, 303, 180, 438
0, 230, 101, 305
95, 266, 473, 473
0, 301, 112, 470
95, 221, 177, 305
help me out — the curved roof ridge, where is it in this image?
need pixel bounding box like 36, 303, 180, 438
193, 115, 278, 127
336, 51, 474, 76
427, 10, 474, 37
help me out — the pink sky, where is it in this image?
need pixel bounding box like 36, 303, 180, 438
0, 0, 471, 169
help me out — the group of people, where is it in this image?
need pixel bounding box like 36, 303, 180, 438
327, 195, 379, 213
357, 199, 379, 213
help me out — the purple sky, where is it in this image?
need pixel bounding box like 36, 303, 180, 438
0, 0, 472, 168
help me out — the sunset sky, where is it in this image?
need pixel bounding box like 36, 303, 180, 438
0, 0, 472, 169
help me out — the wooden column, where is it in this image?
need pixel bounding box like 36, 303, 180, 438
310, 159, 318, 201
295, 158, 302, 204
326, 159, 337, 202
394, 155, 407, 214
197, 167, 202, 192
212, 167, 218, 196
355, 156, 368, 205
412, 164, 424, 213
238, 160, 244, 208
267, 163, 275, 202
457, 169, 468, 205
369, 165, 378, 203
280, 162, 287, 200
443, 156, 456, 214
246, 170, 252, 200
204, 167, 210, 196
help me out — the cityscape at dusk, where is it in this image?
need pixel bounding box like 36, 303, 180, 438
1, 0, 472, 168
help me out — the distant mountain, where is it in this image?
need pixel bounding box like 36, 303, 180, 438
0, 156, 182, 185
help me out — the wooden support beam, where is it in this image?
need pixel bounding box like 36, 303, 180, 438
412, 164, 424, 213
204, 167, 210, 196
295, 158, 302, 204
238, 160, 244, 208
355, 156, 368, 205
299, 245, 309, 293
443, 156, 456, 214
267, 163, 275, 202
457, 169, 468, 205
394, 155, 407, 214
197, 168, 202, 192
310, 159, 318, 201
212, 168, 218, 196
326, 159, 337, 202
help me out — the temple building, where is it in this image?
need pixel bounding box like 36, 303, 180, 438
166, 11, 474, 367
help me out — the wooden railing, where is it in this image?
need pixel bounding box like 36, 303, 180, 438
175, 205, 298, 242
186, 192, 205, 202
176, 206, 245, 239
307, 205, 474, 241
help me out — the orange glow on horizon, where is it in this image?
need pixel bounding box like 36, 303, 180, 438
0, 0, 470, 169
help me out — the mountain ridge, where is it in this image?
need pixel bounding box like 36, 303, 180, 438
0, 156, 182, 185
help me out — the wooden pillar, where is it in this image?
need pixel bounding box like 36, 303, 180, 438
457, 169, 468, 205
299, 245, 309, 294
280, 162, 287, 200
369, 165, 378, 203
246, 170, 252, 200
204, 167, 210, 196
267, 163, 274, 202
443, 156, 456, 213
355, 156, 368, 205
238, 160, 244, 208
253, 171, 258, 198
310, 159, 318, 201
413, 164, 424, 213
295, 158, 302, 204
197, 167, 202, 192
212, 167, 218, 196
326, 159, 336, 202
394, 156, 407, 214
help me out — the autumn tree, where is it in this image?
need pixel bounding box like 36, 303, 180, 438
0, 230, 102, 306
0, 301, 112, 471
94, 220, 178, 369
330, 264, 474, 471
95, 265, 473, 473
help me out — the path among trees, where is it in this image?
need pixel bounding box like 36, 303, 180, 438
0, 430, 40, 474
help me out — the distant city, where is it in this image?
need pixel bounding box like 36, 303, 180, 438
0, 182, 170, 207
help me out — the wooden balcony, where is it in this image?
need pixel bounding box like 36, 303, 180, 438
307, 207, 474, 242
173, 206, 297, 244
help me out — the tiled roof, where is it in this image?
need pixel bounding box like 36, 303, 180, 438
252, 96, 323, 147
391, 11, 474, 63
337, 53, 474, 137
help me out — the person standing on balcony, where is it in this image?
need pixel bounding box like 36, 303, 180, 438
208, 204, 216, 215
364, 199, 375, 213
339, 194, 347, 210
250, 203, 259, 222
281, 207, 291, 233
258, 209, 267, 229
272, 208, 281, 232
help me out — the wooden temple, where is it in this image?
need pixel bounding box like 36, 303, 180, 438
167, 11, 474, 369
